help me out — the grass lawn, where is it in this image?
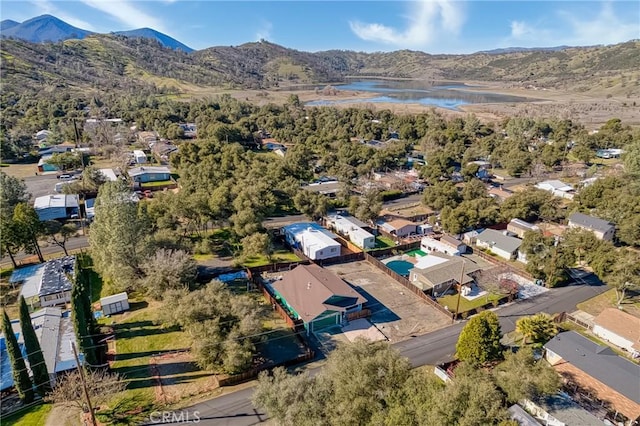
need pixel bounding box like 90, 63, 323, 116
140, 180, 175, 188
577, 288, 640, 318
241, 250, 301, 268
2, 403, 52, 426
103, 300, 193, 422
370, 236, 396, 250
437, 291, 503, 314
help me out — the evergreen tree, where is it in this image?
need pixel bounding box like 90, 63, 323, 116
71, 265, 97, 365
18, 297, 51, 395
456, 311, 503, 365
2, 310, 34, 403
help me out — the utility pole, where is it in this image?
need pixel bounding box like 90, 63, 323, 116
452, 258, 466, 324
71, 341, 97, 426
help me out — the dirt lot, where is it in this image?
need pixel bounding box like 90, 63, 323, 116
326, 261, 451, 343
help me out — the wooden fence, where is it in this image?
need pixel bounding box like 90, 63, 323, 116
217, 349, 315, 387
367, 241, 421, 257
557, 312, 591, 329
316, 252, 365, 266
346, 308, 372, 321
364, 253, 455, 320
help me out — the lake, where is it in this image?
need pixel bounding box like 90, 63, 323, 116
306, 80, 533, 110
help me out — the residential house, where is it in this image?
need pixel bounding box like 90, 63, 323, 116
596, 148, 623, 159
507, 404, 540, 426
270, 264, 366, 333
0, 307, 81, 391
100, 292, 130, 315
34, 194, 79, 221
13, 256, 75, 308
475, 229, 522, 261
325, 214, 375, 250
377, 218, 417, 238
535, 180, 575, 199
137, 131, 159, 145
409, 254, 481, 296
304, 181, 342, 198
128, 166, 172, 184
544, 331, 640, 422
568, 212, 615, 241
521, 394, 605, 426
282, 222, 341, 261
507, 218, 540, 239
380, 203, 435, 223
150, 141, 178, 159
98, 168, 118, 181
35, 129, 51, 142
420, 235, 466, 257
488, 186, 514, 203
592, 309, 640, 358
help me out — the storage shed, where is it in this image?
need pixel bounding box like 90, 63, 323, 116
100, 292, 130, 315
133, 150, 147, 164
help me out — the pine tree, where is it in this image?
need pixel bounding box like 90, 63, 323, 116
18, 297, 51, 395
71, 266, 97, 366
2, 310, 34, 403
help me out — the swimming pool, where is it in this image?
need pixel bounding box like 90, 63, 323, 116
385, 260, 415, 277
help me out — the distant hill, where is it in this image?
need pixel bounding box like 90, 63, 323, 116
1, 31, 638, 98
113, 28, 193, 52
0, 20, 20, 31
0, 15, 193, 52
478, 46, 573, 55
1, 15, 93, 42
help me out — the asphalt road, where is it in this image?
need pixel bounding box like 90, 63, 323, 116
1, 194, 425, 267
159, 280, 608, 426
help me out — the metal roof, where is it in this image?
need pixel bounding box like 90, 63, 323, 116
127, 166, 171, 177
34, 194, 79, 210
39, 256, 75, 297
100, 292, 129, 306
568, 212, 615, 233
544, 331, 640, 404
508, 218, 539, 231
477, 229, 522, 254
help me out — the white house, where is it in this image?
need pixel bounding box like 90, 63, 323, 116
101, 292, 130, 315
34, 194, 79, 221
282, 223, 341, 261
568, 212, 615, 241
421, 236, 463, 256
476, 229, 523, 261
592, 308, 640, 358
377, 218, 417, 238
325, 214, 375, 249
133, 150, 147, 164
535, 180, 575, 199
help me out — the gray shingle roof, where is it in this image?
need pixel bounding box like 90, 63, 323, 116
477, 229, 522, 254
544, 331, 640, 404
39, 256, 75, 297
568, 212, 615, 233
412, 256, 481, 289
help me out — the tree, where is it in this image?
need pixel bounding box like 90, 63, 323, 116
623, 141, 640, 176
46, 152, 82, 171
18, 296, 51, 395
2, 310, 34, 403
515, 313, 557, 345
90, 180, 151, 292
0, 171, 30, 215
493, 346, 560, 403
63, 166, 107, 196
0, 218, 23, 268
349, 189, 383, 224
607, 250, 640, 306
71, 262, 97, 366
43, 221, 77, 256
45, 368, 125, 410
162, 281, 265, 373
12, 203, 44, 262
139, 249, 197, 300
241, 232, 273, 264
422, 180, 460, 211
456, 311, 503, 365
254, 340, 412, 425
571, 143, 593, 164
293, 190, 328, 221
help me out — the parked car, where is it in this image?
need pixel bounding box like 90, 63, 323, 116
57, 174, 72, 180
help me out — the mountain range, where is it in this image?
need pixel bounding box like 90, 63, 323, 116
1, 15, 638, 99
0, 15, 193, 52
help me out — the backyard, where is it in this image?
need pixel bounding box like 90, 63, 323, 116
576, 288, 640, 318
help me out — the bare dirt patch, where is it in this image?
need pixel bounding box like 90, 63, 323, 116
326, 261, 451, 343
151, 351, 218, 405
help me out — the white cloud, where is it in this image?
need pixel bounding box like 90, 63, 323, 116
256, 21, 273, 42
81, 0, 169, 33
505, 2, 638, 47
30, 0, 97, 31
349, 0, 465, 48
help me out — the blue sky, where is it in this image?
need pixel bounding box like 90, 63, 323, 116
2, 1, 639, 53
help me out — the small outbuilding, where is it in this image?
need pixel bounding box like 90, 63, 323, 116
100, 292, 130, 315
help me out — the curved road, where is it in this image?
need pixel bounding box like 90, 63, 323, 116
151, 279, 607, 425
